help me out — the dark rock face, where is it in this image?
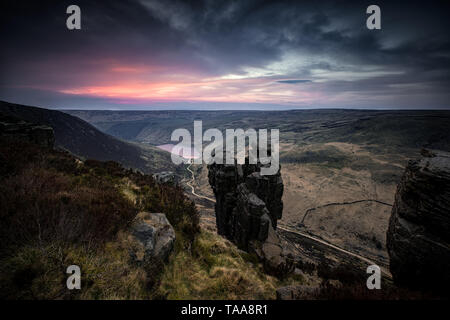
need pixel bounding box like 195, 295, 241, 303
232, 183, 272, 246
208, 159, 292, 276
387, 150, 450, 291
208, 161, 283, 244
208, 159, 283, 248
245, 171, 284, 228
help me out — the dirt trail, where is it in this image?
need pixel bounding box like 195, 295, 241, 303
186, 163, 216, 202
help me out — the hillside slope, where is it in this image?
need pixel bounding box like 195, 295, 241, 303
0, 116, 199, 299
0, 117, 301, 300
0, 101, 173, 173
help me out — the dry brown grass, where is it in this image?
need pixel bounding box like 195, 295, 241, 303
0, 138, 200, 300
157, 230, 303, 300
0, 235, 150, 300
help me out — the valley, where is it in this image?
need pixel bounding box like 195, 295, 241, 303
66, 109, 450, 270
2, 0, 449, 302
2, 102, 449, 299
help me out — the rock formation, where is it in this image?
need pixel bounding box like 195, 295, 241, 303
0, 113, 54, 148
129, 212, 176, 266
208, 156, 293, 276
386, 149, 450, 292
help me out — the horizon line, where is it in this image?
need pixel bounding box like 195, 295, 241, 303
1, 99, 450, 112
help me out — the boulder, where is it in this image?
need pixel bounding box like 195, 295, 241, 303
129, 212, 176, 265
152, 171, 175, 184
386, 150, 450, 292
257, 226, 294, 277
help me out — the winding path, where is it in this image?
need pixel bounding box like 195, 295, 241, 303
186, 163, 216, 202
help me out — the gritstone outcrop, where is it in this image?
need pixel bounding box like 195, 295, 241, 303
387, 149, 450, 292
208, 156, 292, 276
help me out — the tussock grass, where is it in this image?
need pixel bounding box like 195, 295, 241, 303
0, 139, 199, 300
157, 231, 302, 300
0, 138, 302, 300
0, 237, 149, 300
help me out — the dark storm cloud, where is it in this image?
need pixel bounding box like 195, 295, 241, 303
0, 0, 449, 109
277, 80, 312, 84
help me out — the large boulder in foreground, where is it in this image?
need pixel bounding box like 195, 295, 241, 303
386, 150, 450, 292
129, 212, 175, 266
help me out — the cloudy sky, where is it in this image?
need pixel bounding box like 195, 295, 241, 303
0, 0, 449, 110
